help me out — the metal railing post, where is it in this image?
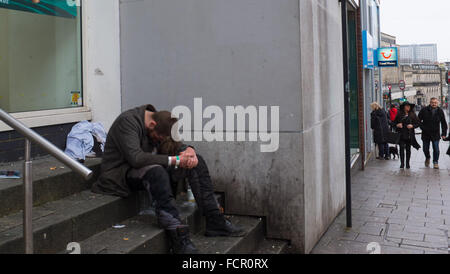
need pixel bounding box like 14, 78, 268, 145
24, 139, 33, 254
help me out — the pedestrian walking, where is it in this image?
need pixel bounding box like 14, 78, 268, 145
418, 98, 448, 169
371, 102, 390, 160
393, 101, 421, 169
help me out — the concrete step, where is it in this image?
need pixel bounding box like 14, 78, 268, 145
76, 216, 165, 254
252, 239, 289, 254
74, 210, 265, 254
76, 202, 203, 254
0, 156, 102, 218
190, 216, 264, 254
0, 190, 139, 254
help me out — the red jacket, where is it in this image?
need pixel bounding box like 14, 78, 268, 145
389, 108, 398, 122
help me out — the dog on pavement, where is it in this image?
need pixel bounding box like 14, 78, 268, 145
389, 146, 399, 160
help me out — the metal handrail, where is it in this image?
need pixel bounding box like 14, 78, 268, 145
0, 108, 93, 254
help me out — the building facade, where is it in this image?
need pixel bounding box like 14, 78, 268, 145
380, 33, 415, 106
357, 0, 381, 169
379, 32, 445, 108
412, 64, 445, 107
399, 44, 438, 65
381, 32, 396, 47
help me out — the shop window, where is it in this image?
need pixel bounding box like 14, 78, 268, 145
0, 0, 82, 113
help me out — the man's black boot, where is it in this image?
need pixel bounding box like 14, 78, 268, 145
205, 214, 246, 237
167, 226, 199, 254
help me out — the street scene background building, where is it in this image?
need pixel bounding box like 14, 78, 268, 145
380, 32, 447, 109
399, 44, 438, 65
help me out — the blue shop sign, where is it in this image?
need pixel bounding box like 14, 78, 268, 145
362, 31, 374, 69
377, 47, 398, 67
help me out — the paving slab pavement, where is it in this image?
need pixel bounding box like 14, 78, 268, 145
312, 137, 450, 254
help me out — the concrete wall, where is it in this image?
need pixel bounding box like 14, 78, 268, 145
120, 0, 302, 131
299, 0, 346, 253
119, 0, 346, 253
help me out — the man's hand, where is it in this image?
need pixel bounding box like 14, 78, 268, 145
397, 123, 403, 129
407, 124, 414, 129
443, 136, 447, 140
178, 155, 192, 169
179, 147, 199, 169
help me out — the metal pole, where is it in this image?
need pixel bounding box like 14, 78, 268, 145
341, 0, 352, 228
24, 139, 33, 254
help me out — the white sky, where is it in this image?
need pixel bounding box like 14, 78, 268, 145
380, 0, 450, 62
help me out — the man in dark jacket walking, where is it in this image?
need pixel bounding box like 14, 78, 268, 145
91, 105, 244, 254
418, 98, 448, 169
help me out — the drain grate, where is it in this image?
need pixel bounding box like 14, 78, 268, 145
377, 203, 397, 209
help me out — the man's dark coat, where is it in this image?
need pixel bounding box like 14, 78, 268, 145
371, 108, 390, 144
418, 106, 448, 142
92, 105, 169, 198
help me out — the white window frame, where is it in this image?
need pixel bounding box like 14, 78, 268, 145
0, 0, 92, 132
0, 107, 92, 132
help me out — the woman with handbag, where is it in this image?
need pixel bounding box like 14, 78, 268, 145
393, 101, 421, 169
371, 102, 390, 160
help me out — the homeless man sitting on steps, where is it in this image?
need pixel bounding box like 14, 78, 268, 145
91, 104, 244, 254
